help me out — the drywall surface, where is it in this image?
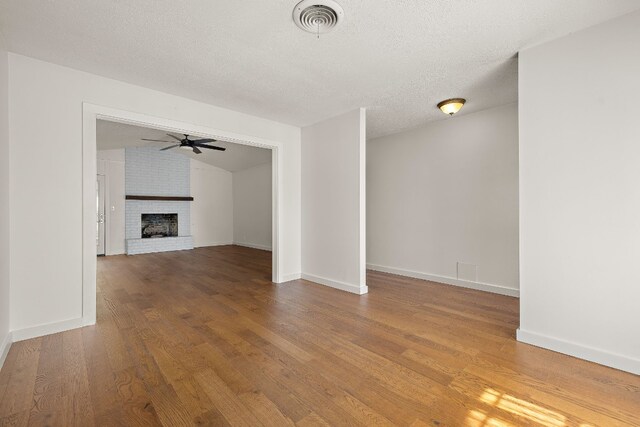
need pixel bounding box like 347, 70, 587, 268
97, 149, 125, 255
8, 54, 301, 334
232, 162, 272, 251
0, 34, 11, 366
367, 103, 519, 296
518, 10, 640, 373
302, 108, 367, 294
191, 158, 233, 247
3, 1, 640, 139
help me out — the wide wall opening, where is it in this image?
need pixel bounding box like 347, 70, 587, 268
83, 104, 282, 325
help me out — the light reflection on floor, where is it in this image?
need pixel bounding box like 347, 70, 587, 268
464, 387, 595, 427
465, 409, 513, 427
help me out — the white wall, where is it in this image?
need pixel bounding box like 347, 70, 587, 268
232, 162, 272, 251
97, 149, 125, 255
518, 10, 640, 374
191, 158, 234, 248
302, 109, 367, 294
8, 54, 301, 335
367, 104, 519, 296
0, 33, 11, 366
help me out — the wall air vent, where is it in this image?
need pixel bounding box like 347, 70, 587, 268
293, 0, 344, 37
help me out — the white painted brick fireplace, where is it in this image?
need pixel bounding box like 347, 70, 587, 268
125, 146, 194, 254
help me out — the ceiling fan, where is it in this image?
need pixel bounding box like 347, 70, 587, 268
141, 133, 226, 154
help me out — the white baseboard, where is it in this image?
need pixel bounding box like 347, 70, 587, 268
233, 242, 272, 252
280, 272, 301, 282
366, 263, 519, 297
301, 273, 368, 295
11, 317, 87, 342
517, 328, 640, 375
106, 249, 125, 256
194, 241, 233, 248
0, 331, 12, 369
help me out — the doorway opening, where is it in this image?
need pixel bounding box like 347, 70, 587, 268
82, 104, 283, 326
95, 120, 272, 259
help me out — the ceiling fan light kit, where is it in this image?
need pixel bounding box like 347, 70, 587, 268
437, 98, 466, 116
141, 133, 226, 154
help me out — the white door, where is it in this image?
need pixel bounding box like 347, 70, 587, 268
97, 175, 106, 256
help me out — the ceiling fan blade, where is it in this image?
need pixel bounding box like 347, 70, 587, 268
194, 144, 226, 151
191, 138, 216, 143
141, 138, 171, 143
166, 133, 182, 141
192, 146, 202, 154
160, 144, 180, 151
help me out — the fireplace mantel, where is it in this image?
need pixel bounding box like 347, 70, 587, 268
126, 195, 194, 201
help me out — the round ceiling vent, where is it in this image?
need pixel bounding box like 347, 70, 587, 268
293, 0, 344, 35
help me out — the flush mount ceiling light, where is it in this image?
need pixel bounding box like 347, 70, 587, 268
437, 98, 466, 116
293, 0, 344, 38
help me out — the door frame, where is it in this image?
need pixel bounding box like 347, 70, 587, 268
82, 103, 283, 326
96, 174, 106, 256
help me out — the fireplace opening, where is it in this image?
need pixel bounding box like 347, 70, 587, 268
141, 213, 178, 238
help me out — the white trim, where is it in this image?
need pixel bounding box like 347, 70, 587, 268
280, 272, 301, 282
194, 241, 234, 248
11, 318, 87, 342
233, 242, 272, 252
106, 250, 125, 256
301, 273, 368, 295
367, 263, 519, 297
517, 328, 640, 375
83, 103, 286, 328
0, 332, 12, 369
271, 147, 282, 283
358, 108, 367, 290
82, 109, 98, 326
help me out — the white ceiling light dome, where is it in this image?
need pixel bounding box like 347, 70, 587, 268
293, 0, 344, 35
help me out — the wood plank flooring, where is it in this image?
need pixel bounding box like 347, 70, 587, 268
1, 245, 638, 426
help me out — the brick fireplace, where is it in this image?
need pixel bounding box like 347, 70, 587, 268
125, 147, 194, 255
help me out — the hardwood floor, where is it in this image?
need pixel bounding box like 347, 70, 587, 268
0, 245, 638, 426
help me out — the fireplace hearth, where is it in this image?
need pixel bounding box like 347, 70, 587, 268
141, 213, 178, 238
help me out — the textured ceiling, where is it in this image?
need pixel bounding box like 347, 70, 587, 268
2, 1, 639, 138
97, 120, 271, 172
